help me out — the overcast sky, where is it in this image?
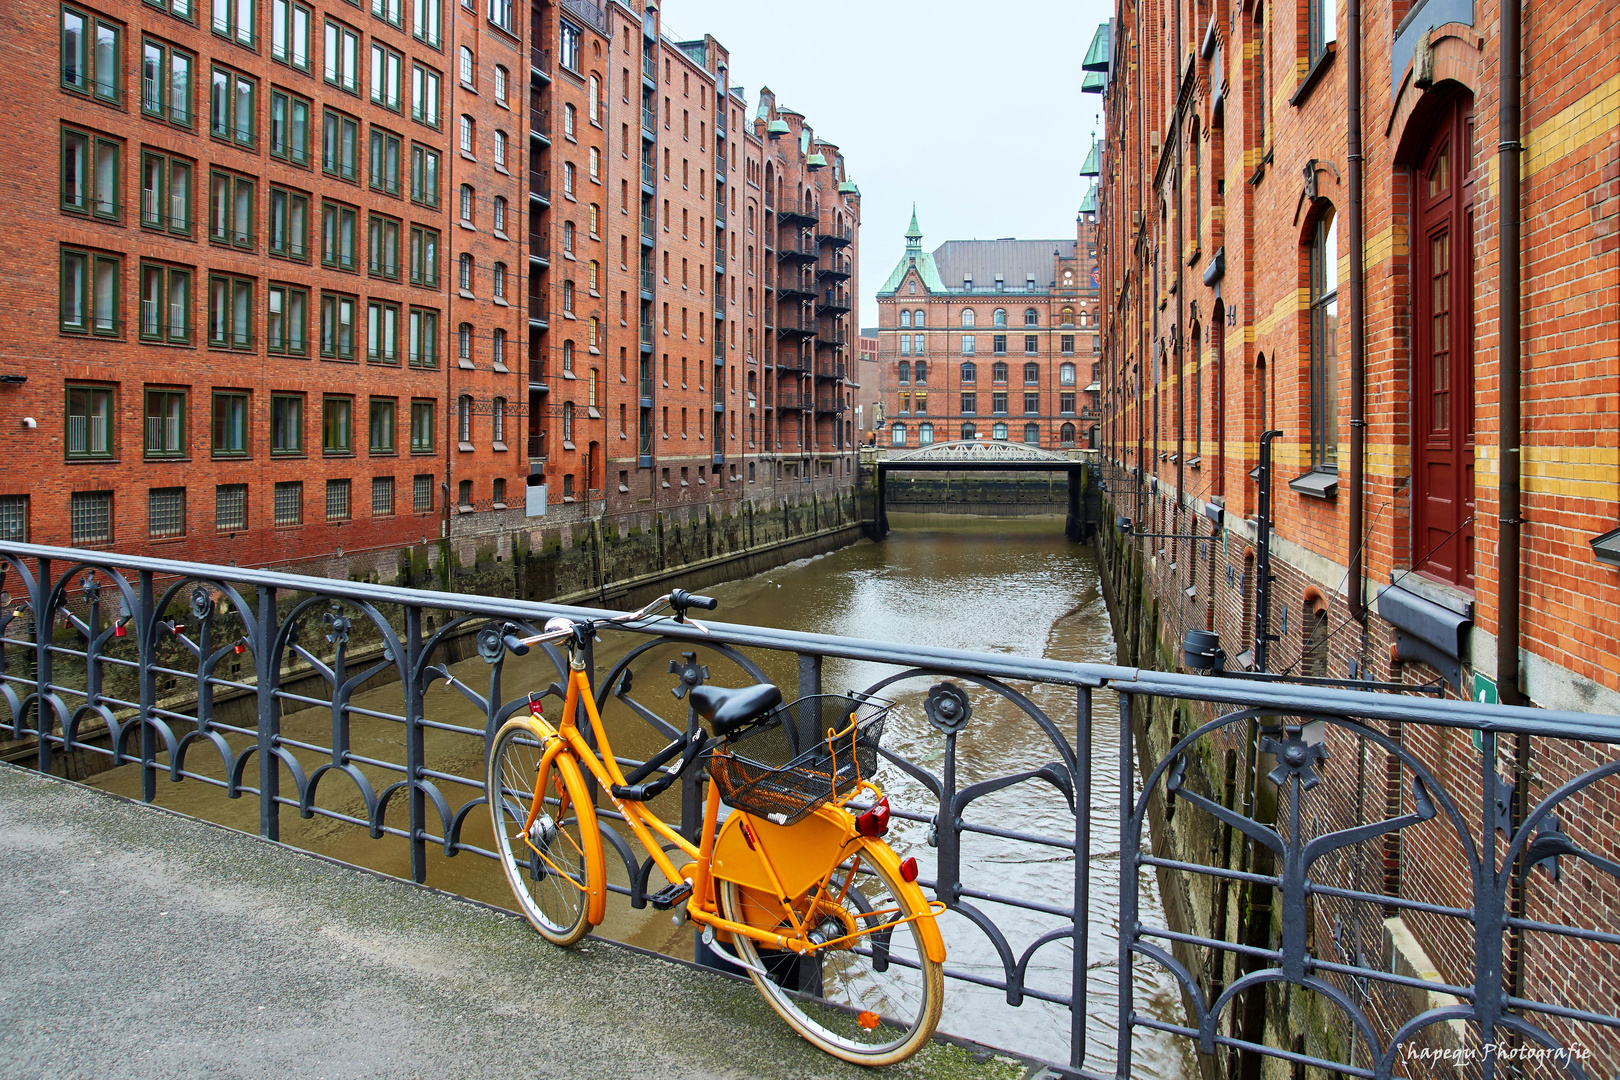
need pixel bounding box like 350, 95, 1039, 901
659, 0, 1111, 328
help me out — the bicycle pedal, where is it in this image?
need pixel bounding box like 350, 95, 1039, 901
647, 882, 692, 911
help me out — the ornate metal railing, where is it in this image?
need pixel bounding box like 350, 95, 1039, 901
0, 540, 1616, 1078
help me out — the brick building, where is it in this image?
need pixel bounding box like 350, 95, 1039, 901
1091, 0, 1620, 1060
0, 0, 857, 569
856, 328, 878, 442
873, 208, 1101, 452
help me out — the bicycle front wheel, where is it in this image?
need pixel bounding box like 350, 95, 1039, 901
487, 717, 599, 946
718, 843, 944, 1066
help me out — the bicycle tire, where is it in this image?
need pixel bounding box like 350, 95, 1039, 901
487, 716, 599, 946
718, 839, 944, 1066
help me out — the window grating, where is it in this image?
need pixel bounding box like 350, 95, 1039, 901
371, 476, 395, 516
326, 478, 351, 521
274, 481, 303, 525
413, 473, 433, 512
215, 484, 247, 531
70, 491, 112, 545
148, 487, 186, 538
0, 496, 27, 542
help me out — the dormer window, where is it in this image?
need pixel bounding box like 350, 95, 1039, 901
995, 275, 1004, 292
1026, 275, 1036, 290
963, 274, 973, 290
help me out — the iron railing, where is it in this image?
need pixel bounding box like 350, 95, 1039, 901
530, 46, 550, 78
0, 541, 1616, 1079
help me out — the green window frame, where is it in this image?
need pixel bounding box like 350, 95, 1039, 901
138, 262, 191, 343
267, 186, 309, 260
370, 42, 402, 111
408, 307, 438, 368
144, 0, 195, 25
321, 200, 357, 269
410, 400, 435, 452
409, 225, 438, 286
208, 169, 254, 248
140, 39, 193, 127
368, 214, 400, 279
270, 393, 303, 455
207, 273, 254, 350
323, 20, 359, 94
61, 126, 121, 221
62, 7, 121, 104
367, 300, 399, 363
140, 151, 193, 236
267, 283, 308, 355
210, 66, 256, 148
322, 109, 358, 181
369, 397, 396, 453
411, 0, 440, 48
410, 144, 440, 207
66, 384, 116, 460
269, 89, 311, 165
60, 249, 121, 336
210, 0, 256, 47
369, 128, 402, 195
319, 292, 356, 359
269, 0, 310, 70
212, 391, 248, 456
322, 395, 353, 455
410, 63, 440, 129
371, 0, 401, 28
143, 388, 187, 458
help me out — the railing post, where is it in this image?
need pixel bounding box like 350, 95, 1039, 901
1115, 690, 1135, 1079
1072, 685, 1092, 1073
32, 557, 52, 775
404, 605, 428, 883
138, 569, 156, 803
256, 585, 280, 841
794, 652, 822, 753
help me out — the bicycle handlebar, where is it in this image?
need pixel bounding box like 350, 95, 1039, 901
507, 590, 719, 651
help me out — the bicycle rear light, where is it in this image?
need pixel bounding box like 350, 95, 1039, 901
899, 857, 919, 883
855, 796, 891, 838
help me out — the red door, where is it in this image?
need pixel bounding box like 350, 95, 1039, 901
1412, 99, 1476, 588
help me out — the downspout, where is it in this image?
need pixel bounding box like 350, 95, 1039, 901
1346, 0, 1367, 628
1497, 0, 1524, 710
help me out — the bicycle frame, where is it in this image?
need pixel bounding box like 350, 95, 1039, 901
515, 644, 946, 964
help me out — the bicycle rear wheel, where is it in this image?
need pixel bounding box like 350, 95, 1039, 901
487, 717, 597, 946
718, 845, 944, 1065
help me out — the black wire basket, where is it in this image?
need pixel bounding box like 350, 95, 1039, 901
708, 693, 891, 826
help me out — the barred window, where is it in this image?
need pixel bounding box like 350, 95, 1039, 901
413, 473, 433, 511
458, 478, 472, 507
215, 484, 247, 531
492, 477, 506, 505
273, 480, 303, 525
147, 487, 186, 538
371, 476, 395, 516
325, 478, 351, 521
0, 496, 27, 542
70, 490, 112, 545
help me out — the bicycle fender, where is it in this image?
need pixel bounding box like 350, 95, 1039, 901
858, 838, 947, 965
529, 725, 607, 928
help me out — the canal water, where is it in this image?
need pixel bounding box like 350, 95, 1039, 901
88, 512, 1193, 1075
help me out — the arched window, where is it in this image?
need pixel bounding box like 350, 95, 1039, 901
897, 360, 910, 385
493, 64, 507, 103
457, 394, 472, 441
459, 114, 474, 153
1306, 203, 1339, 471
914, 309, 925, 327
1024, 308, 1038, 327
493, 196, 506, 233
562, 401, 574, 443
960, 423, 976, 440
588, 260, 599, 293
561, 279, 574, 313
589, 146, 600, 181
891, 423, 906, 446
914, 361, 927, 385
459, 183, 474, 223
960, 361, 976, 383
1060, 422, 1076, 446
1062, 306, 1074, 326
458, 252, 473, 290
562, 220, 575, 255
992, 361, 1008, 383
900, 310, 911, 328
918, 422, 934, 445
457, 323, 472, 362
563, 161, 575, 197
1060, 362, 1076, 385
993, 308, 1007, 327
493, 130, 507, 168
1023, 423, 1040, 444
562, 339, 574, 372
961, 308, 975, 327
492, 396, 505, 443
492, 262, 506, 300
588, 316, 599, 348
563, 103, 576, 139
458, 479, 472, 507
459, 46, 474, 86
908, 281, 916, 295
1024, 362, 1039, 385
992, 421, 1008, 440
588, 74, 600, 123
492, 328, 505, 368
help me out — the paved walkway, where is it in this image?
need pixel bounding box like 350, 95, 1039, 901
0, 765, 1036, 1080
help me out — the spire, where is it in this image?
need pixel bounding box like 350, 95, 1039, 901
905, 204, 922, 251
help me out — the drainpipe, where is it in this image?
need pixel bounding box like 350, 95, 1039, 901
1346, 0, 1367, 628
1497, 0, 1523, 710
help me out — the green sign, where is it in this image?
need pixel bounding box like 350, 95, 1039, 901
1471, 671, 1498, 750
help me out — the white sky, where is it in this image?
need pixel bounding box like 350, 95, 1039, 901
660, 0, 1111, 328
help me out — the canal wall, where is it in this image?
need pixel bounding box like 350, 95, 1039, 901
877, 474, 1069, 518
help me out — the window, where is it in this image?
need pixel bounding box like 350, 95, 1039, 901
410, 144, 441, 205
410, 400, 435, 451
492, 477, 505, 505
561, 401, 574, 443
559, 20, 581, 73
458, 45, 473, 86
42, 247, 105, 332
992, 361, 1008, 383
411, 64, 441, 128
492, 262, 506, 300
62, 127, 121, 221
961, 335, 976, 356
899, 335, 910, 356
322, 396, 353, 454
369, 128, 402, 193
211, 0, 255, 44
458, 479, 472, 507
215, 484, 247, 531
368, 214, 400, 278
1023, 362, 1040, 385
1310, 0, 1336, 67
564, 103, 576, 140
960, 361, 976, 383
62, 7, 122, 103
321, 200, 357, 268
270, 0, 311, 69
371, 0, 400, 26
914, 392, 928, 415
371, 476, 394, 516
457, 394, 472, 443
588, 74, 600, 124
562, 220, 574, 255
66, 385, 115, 459
208, 170, 254, 248
494, 65, 507, 104
890, 423, 905, 447
138, 262, 191, 343
1025, 335, 1039, 355
459, 183, 474, 224
1060, 422, 1076, 445
1062, 334, 1075, 355
140, 151, 193, 236
1023, 423, 1040, 444
271, 393, 303, 454
319, 292, 356, 358
210, 66, 256, 147
960, 423, 976, 441
914, 361, 928, 385
993, 335, 1007, 356
207, 275, 254, 349
589, 146, 600, 181
269, 90, 311, 165
325, 478, 350, 520
458, 252, 473, 292
961, 308, 975, 327
457, 322, 472, 363
1023, 308, 1038, 327
266, 284, 308, 354
492, 396, 505, 444
412, 473, 433, 510
897, 360, 909, 385
147, 487, 185, 538
459, 114, 474, 155
992, 421, 1008, 440
70, 491, 113, 545
212, 391, 248, 456
992, 308, 1007, 327
488, 0, 511, 31
563, 162, 575, 198
493, 129, 507, 169
960, 392, 977, 414
1024, 392, 1040, 415
273, 481, 302, 525
992, 392, 1008, 415
141, 40, 194, 127
408, 307, 438, 367
492, 328, 505, 368
369, 397, 395, 452
493, 196, 507, 234
412, 0, 440, 47
1308, 206, 1339, 470
410, 225, 439, 286
323, 21, 359, 93
322, 109, 358, 180
367, 300, 399, 362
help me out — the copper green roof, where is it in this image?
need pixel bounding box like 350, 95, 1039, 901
838, 181, 860, 195
766, 118, 790, 135
1080, 142, 1100, 177
878, 208, 945, 295
1080, 189, 1097, 214
905, 205, 921, 240
1083, 23, 1111, 72
1082, 69, 1106, 93
807, 152, 827, 168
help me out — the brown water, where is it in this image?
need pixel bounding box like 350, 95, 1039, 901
88, 513, 1193, 1075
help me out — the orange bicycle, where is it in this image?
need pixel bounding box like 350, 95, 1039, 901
484, 591, 946, 1065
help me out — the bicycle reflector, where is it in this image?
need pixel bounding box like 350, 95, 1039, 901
855, 796, 891, 838
899, 857, 919, 883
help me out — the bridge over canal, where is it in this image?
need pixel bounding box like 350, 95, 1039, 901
866, 441, 1099, 540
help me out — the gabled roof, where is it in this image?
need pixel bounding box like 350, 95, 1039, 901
878, 251, 947, 295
